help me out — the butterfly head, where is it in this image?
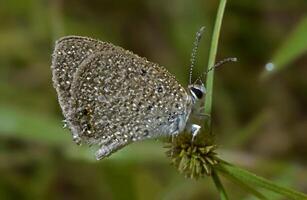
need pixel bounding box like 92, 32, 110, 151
188, 81, 206, 103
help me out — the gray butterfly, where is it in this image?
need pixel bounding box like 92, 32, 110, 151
51, 28, 209, 160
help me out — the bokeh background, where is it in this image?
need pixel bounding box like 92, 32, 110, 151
0, 0, 307, 199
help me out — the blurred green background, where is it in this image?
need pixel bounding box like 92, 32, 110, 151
0, 0, 307, 199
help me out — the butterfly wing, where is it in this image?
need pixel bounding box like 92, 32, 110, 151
52, 36, 192, 159
51, 36, 128, 142
70, 48, 192, 159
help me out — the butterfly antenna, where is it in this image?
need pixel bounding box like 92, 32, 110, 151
189, 26, 206, 85
196, 57, 237, 83
204, 57, 237, 76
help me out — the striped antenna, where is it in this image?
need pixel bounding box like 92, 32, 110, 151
205, 57, 237, 75
198, 57, 238, 82
189, 26, 206, 84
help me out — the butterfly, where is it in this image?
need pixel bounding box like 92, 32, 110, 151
51, 27, 234, 160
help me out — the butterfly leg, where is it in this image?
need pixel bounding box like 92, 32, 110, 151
191, 124, 201, 142
171, 133, 178, 143
195, 113, 210, 120
195, 107, 211, 120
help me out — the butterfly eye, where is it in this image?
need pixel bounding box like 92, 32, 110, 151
190, 87, 204, 99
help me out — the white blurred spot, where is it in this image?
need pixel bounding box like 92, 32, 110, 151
265, 62, 275, 71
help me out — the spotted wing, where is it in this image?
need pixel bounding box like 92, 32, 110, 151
51, 36, 126, 124
69, 48, 192, 159
51, 36, 131, 143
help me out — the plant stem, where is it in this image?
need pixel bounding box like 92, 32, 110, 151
212, 170, 229, 200
203, 2, 307, 200
204, 0, 227, 116
202, 4, 229, 199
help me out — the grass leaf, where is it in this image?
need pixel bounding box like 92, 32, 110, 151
204, 0, 227, 118
212, 170, 229, 200
216, 161, 307, 200
262, 16, 307, 78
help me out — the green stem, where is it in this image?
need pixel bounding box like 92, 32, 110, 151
216, 160, 307, 200
204, 0, 227, 116
204, 0, 227, 135
212, 170, 229, 200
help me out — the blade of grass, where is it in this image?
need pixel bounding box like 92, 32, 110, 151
203, 1, 229, 197
216, 160, 307, 200
0, 105, 166, 163
203, 0, 227, 132
219, 168, 268, 200
0, 105, 70, 145
243, 165, 300, 200
204, 0, 227, 115
212, 170, 229, 200
262, 16, 307, 79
